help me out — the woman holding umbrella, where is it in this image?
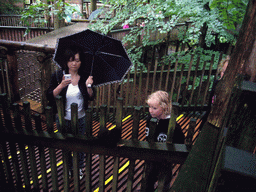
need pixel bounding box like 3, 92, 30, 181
47, 46, 94, 179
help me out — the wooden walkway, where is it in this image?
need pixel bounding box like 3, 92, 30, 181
0, 104, 205, 191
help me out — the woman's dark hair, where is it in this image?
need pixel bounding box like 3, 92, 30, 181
62, 45, 85, 76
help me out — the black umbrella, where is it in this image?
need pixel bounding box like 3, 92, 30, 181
53, 29, 132, 86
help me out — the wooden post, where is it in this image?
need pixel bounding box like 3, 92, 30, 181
112, 98, 123, 191
170, 59, 178, 102
147, 118, 158, 143
126, 105, 142, 192
137, 68, 143, 106
181, 54, 194, 107
45, 106, 54, 134
189, 56, 200, 106
38, 53, 52, 114
90, 0, 97, 12
71, 103, 80, 192
6, 48, 20, 102
34, 113, 42, 132
0, 140, 14, 187
167, 109, 177, 143
176, 63, 184, 103
55, 96, 70, 191
98, 104, 107, 136
141, 118, 158, 192
12, 103, 22, 131
23, 101, 33, 132
45, 106, 58, 191
17, 142, 30, 190
186, 118, 196, 147
85, 108, 93, 137
99, 105, 107, 192
34, 113, 48, 191
132, 106, 142, 140
0, 93, 12, 131
115, 97, 123, 132
55, 95, 64, 133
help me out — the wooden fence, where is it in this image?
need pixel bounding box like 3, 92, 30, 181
0, 15, 54, 41
0, 15, 53, 28
0, 26, 53, 42
0, 92, 197, 191
0, 39, 220, 116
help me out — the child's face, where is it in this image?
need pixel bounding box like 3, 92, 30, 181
147, 99, 165, 119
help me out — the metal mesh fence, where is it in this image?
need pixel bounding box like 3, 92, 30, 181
16, 50, 57, 104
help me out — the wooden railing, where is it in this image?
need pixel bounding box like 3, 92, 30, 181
0, 93, 195, 192
0, 15, 53, 28
0, 15, 54, 41
0, 26, 53, 41
0, 39, 220, 115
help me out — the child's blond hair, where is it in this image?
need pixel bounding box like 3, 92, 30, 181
217, 55, 230, 79
146, 90, 172, 116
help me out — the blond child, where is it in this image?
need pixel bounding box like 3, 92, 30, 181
145, 90, 184, 143
144, 90, 184, 192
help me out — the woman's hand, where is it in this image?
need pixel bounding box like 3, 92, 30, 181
53, 75, 71, 97
86, 76, 94, 98
60, 76, 72, 88
86, 76, 93, 87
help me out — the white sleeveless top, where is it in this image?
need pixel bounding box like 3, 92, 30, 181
64, 84, 85, 120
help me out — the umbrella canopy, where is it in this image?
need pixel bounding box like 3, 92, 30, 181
53, 29, 132, 86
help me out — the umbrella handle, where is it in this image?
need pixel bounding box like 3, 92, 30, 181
90, 55, 94, 76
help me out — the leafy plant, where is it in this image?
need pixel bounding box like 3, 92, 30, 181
0, 0, 22, 14
21, 0, 81, 35
89, 0, 248, 71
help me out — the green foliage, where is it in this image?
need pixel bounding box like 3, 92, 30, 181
210, 0, 248, 30
21, 0, 81, 34
0, 0, 22, 14
89, 0, 247, 70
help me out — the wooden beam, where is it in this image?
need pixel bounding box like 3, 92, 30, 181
171, 122, 221, 191
0, 129, 189, 164
0, 40, 55, 53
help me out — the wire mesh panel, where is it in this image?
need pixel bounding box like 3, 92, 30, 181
16, 50, 42, 103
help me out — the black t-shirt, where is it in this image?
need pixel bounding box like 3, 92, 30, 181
145, 115, 185, 144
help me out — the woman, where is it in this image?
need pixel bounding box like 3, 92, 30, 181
47, 46, 95, 179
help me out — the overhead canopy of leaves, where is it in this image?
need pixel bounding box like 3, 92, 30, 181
89, 0, 248, 68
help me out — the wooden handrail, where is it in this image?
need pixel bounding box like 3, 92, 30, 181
0, 40, 55, 53
0, 129, 189, 164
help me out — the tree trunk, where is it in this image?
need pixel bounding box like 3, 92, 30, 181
90, 0, 97, 12
54, 0, 65, 29
198, 22, 208, 48
198, 3, 210, 49
207, 0, 256, 127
